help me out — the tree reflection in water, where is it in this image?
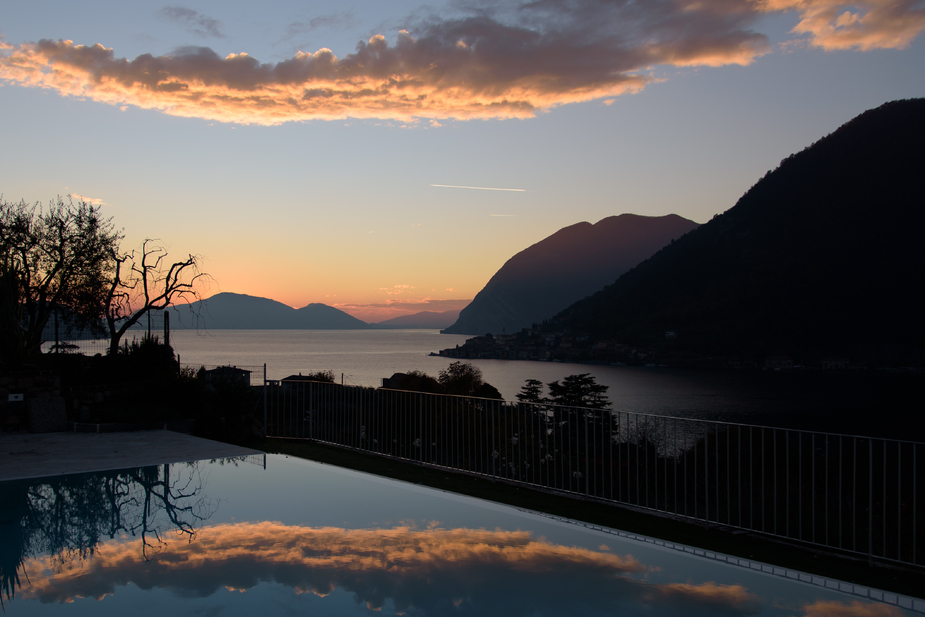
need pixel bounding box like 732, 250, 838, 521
0, 460, 219, 608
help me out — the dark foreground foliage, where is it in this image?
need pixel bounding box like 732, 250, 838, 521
4, 336, 263, 444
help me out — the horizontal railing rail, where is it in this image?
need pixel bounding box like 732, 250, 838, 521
264, 379, 923, 568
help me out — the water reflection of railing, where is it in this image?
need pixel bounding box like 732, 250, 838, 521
264, 379, 924, 569
234, 453, 268, 468
0, 460, 219, 608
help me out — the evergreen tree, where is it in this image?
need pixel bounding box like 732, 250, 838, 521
516, 378, 545, 403
546, 373, 610, 408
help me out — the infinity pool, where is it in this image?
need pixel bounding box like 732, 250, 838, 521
1, 454, 921, 616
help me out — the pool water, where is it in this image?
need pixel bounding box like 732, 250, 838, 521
1, 454, 921, 616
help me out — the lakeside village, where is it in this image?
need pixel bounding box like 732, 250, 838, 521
435, 329, 852, 371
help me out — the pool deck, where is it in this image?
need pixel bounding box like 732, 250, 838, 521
0, 430, 261, 481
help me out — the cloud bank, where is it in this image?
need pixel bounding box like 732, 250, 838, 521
0, 0, 922, 125
758, 0, 925, 50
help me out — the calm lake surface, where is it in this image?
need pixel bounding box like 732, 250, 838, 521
170, 329, 924, 441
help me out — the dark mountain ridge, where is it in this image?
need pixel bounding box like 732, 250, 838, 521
547, 99, 925, 364
443, 213, 699, 335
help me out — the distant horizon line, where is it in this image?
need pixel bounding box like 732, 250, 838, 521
430, 184, 525, 192
178, 291, 470, 323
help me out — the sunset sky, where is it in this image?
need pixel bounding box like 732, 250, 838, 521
2, 0, 924, 322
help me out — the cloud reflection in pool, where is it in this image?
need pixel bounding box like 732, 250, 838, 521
22, 522, 764, 616
3, 455, 918, 616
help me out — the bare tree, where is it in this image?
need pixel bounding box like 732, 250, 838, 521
105, 239, 208, 356
0, 197, 120, 362
1, 460, 218, 608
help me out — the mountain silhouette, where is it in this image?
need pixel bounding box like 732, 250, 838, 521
371, 310, 461, 329
547, 99, 925, 363
442, 214, 699, 335
170, 292, 370, 329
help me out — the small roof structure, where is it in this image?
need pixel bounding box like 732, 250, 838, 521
202, 366, 251, 384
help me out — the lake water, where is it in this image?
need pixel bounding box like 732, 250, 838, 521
170, 329, 924, 441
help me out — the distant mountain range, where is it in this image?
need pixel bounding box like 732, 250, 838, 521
170, 293, 370, 330
172, 211, 701, 333
169, 292, 461, 330
372, 310, 461, 329
545, 98, 925, 363
442, 214, 699, 335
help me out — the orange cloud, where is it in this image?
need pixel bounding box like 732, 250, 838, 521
17, 522, 763, 615
660, 582, 764, 613
20, 523, 644, 603
378, 284, 416, 295
0, 0, 776, 125
69, 193, 108, 206
801, 599, 909, 617
756, 0, 925, 50
3, 1, 916, 125
0, 35, 643, 124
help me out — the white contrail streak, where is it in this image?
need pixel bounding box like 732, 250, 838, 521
430, 184, 525, 192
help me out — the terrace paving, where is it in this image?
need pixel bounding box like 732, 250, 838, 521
0, 430, 260, 481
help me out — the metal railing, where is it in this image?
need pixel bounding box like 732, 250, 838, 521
264, 379, 924, 568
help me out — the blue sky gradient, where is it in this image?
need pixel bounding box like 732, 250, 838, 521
2, 0, 923, 321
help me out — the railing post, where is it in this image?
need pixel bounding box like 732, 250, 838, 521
869, 438, 873, 563
584, 411, 590, 496
853, 437, 858, 552
263, 363, 268, 437
705, 423, 710, 525
883, 439, 887, 559
491, 402, 496, 479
